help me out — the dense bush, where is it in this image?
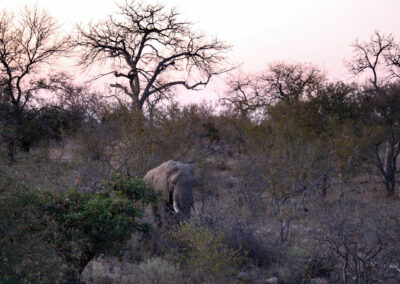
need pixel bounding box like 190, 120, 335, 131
0, 178, 65, 283
0, 175, 157, 282
0, 103, 85, 154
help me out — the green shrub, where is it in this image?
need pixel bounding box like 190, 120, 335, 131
45, 175, 157, 275
170, 222, 244, 280
107, 174, 158, 204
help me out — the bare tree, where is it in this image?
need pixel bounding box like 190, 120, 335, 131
347, 31, 396, 89
221, 72, 270, 118
76, 0, 231, 112
347, 31, 400, 197
0, 5, 69, 157
221, 63, 325, 118
262, 62, 325, 104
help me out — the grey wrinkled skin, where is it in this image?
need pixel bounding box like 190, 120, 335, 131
144, 160, 195, 227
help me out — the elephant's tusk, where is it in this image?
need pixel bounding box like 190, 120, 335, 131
192, 204, 198, 215
173, 200, 180, 213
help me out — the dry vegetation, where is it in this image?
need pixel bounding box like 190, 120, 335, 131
1, 1, 400, 283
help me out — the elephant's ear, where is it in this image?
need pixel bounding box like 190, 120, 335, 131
143, 170, 154, 185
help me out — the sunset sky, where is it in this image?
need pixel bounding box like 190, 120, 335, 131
3, 0, 400, 102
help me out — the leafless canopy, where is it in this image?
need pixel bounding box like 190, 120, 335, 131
262, 62, 325, 103
221, 63, 324, 118
221, 72, 269, 118
76, 0, 231, 111
347, 31, 400, 89
0, 5, 69, 117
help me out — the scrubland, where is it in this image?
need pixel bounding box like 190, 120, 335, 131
1, 1, 400, 283
1, 100, 400, 283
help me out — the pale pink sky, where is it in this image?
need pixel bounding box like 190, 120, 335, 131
3, 0, 400, 103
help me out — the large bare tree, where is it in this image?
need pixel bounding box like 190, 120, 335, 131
347, 31, 400, 196
0, 5, 69, 156
76, 0, 231, 112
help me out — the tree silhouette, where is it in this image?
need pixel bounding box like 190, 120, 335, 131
76, 0, 231, 112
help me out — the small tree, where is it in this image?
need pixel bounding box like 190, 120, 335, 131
76, 0, 231, 112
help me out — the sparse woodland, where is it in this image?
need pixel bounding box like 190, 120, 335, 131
1, 1, 400, 283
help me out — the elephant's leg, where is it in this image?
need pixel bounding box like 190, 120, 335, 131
158, 201, 168, 228
151, 202, 162, 228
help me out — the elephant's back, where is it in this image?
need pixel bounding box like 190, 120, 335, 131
144, 160, 178, 192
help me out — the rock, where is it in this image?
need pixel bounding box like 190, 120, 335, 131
237, 271, 251, 281
80, 256, 137, 284
265, 277, 278, 284
309, 278, 329, 284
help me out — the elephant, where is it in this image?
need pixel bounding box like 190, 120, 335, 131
144, 160, 197, 227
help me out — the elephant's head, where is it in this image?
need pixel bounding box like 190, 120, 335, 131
169, 163, 195, 217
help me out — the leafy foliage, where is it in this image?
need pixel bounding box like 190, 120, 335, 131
0, 178, 65, 283
0, 175, 157, 282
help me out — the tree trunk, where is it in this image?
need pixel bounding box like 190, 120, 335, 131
132, 97, 143, 112
129, 75, 144, 112
383, 139, 396, 197
5, 103, 23, 161
321, 174, 328, 199
7, 140, 16, 162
